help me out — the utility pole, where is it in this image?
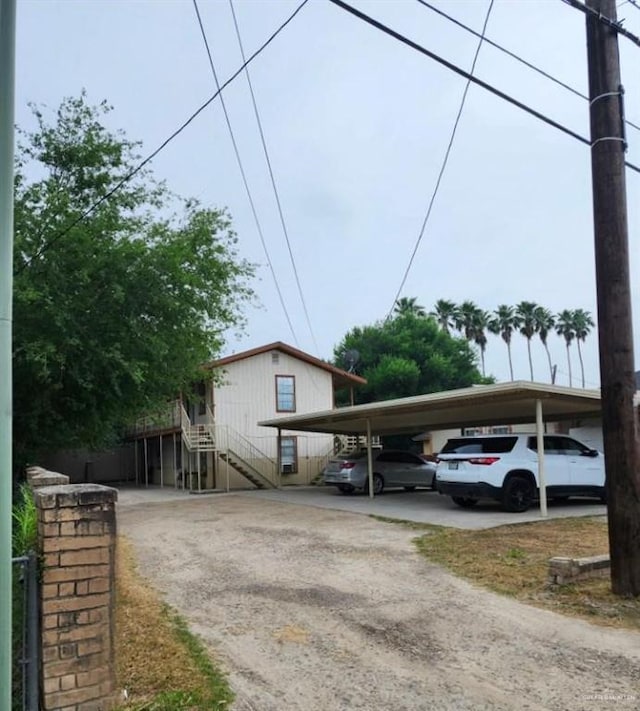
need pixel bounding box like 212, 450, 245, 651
586, 0, 640, 596
0, 0, 16, 705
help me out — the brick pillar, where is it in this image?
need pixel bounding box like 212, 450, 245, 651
34, 484, 118, 711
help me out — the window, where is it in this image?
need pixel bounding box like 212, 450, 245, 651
280, 436, 298, 473
441, 437, 518, 454
275, 375, 296, 412
528, 436, 569, 455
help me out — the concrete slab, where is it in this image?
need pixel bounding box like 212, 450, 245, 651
237, 486, 607, 530
115, 484, 223, 506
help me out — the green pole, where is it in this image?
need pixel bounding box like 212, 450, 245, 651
0, 0, 16, 708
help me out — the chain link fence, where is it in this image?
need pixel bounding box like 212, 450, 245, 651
11, 552, 39, 711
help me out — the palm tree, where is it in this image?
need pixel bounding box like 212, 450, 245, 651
533, 306, 556, 383
556, 309, 576, 387
516, 301, 539, 381
455, 300, 481, 341
488, 305, 521, 381
393, 296, 426, 318
454, 301, 489, 376
572, 308, 595, 388
472, 310, 491, 377
430, 299, 458, 334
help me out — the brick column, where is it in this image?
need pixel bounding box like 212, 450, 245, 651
34, 484, 118, 711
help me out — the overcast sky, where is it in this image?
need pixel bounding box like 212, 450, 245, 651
15, 0, 640, 388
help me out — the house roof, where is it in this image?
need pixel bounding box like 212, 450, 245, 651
259, 381, 603, 436
206, 341, 367, 388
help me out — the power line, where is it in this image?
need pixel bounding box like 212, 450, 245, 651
191, 0, 300, 346
417, 0, 640, 133
16, 0, 310, 275
327, 0, 640, 175
228, 0, 320, 355
559, 0, 640, 48
387, 0, 495, 320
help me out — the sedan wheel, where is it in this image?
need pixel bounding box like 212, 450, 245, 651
365, 474, 384, 495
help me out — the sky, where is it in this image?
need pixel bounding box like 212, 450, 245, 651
15, 0, 640, 388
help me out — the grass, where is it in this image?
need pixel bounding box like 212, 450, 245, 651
115, 538, 234, 710
376, 514, 640, 630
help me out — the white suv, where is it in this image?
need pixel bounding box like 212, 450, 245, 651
435, 434, 605, 512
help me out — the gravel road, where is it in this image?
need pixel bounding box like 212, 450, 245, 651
118, 494, 640, 711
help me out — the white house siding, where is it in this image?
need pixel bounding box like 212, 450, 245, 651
212, 350, 335, 486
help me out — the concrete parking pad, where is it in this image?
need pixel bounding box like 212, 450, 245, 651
115, 484, 607, 530
239, 486, 607, 530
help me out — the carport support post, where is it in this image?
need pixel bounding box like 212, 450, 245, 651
277, 428, 282, 489
160, 434, 164, 487
366, 419, 374, 498
536, 399, 548, 518
144, 437, 148, 487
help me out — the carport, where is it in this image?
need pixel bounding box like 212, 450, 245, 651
259, 381, 602, 517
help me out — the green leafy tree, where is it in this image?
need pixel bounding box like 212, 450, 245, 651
516, 301, 539, 381
556, 309, 576, 387
488, 305, 521, 381
534, 306, 556, 383
333, 314, 486, 405
430, 299, 458, 334
393, 296, 426, 318
572, 308, 595, 388
13, 95, 255, 464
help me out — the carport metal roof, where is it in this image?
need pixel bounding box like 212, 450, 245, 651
259, 381, 601, 435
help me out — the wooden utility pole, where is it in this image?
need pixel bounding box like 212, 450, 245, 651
586, 0, 640, 596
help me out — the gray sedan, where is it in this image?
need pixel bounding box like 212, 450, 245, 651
323, 449, 437, 495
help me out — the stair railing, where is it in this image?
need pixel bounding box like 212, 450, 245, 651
216, 425, 278, 488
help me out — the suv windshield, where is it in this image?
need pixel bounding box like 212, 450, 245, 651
440, 437, 518, 454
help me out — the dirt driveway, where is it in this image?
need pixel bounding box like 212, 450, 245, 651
119, 494, 639, 711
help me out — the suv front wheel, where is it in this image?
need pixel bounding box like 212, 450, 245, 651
502, 475, 535, 513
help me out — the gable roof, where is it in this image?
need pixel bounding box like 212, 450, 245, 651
206, 341, 367, 388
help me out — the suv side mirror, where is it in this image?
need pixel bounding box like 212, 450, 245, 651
581, 449, 599, 457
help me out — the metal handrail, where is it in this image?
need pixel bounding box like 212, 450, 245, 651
217, 425, 278, 487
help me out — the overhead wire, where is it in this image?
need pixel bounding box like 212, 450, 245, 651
416, 0, 640, 133
191, 0, 300, 346
228, 0, 321, 356
386, 0, 495, 320
559, 0, 640, 48
16, 0, 310, 275
326, 0, 640, 175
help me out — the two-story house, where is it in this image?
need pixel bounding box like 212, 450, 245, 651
127, 342, 366, 491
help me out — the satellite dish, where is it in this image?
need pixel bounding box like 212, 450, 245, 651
344, 349, 360, 373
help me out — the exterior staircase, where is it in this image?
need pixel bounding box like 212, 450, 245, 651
180, 405, 277, 490
218, 451, 274, 489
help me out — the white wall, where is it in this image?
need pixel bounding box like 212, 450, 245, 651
212, 349, 334, 462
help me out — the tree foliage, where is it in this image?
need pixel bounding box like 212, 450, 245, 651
333, 314, 486, 404
13, 95, 255, 463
